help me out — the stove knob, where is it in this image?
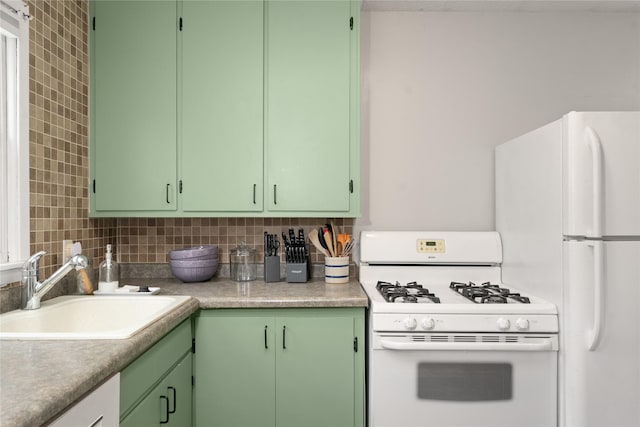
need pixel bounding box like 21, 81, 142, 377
403, 317, 418, 330
421, 317, 436, 330
515, 318, 530, 331
496, 317, 511, 331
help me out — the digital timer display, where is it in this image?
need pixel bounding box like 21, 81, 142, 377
416, 239, 445, 254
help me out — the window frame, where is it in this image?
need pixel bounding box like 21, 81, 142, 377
0, 0, 30, 286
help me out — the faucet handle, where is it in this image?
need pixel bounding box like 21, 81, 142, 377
23, 251, 46, 275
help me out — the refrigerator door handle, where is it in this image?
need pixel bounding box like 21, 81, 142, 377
586, 240, 605, 351
585, 127, 604, 238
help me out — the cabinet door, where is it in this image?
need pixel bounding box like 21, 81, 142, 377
166, 353, 193, 427
91, 1, 177, 212
275, 316, 355, 427
266, 0, 352, 212
195, 315, 276, 427
181, 1, 264, 212
121, 354, 191, 427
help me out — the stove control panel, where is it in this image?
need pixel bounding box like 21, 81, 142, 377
416, 239, 445, 254
373, 314, 558, 333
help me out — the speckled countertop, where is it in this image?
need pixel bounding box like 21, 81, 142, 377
130, 277, 368, 309
0, 278, 367, 427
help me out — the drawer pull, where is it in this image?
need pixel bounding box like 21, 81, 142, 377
282, 325, 286, 349
264, 325, 268, 349
160, 395, 170, 424
168, 386, 176, 414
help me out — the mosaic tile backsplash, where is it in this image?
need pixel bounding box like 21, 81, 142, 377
13, 0, 354, 290
115, 218, 354, 265
27, 0, 117, 280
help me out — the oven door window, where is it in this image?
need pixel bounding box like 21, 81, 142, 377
417, 363, 512, 401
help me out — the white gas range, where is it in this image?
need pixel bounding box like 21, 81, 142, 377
359, 231, 559, 427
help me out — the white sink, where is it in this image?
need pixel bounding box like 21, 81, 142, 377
0, 295, 191, 340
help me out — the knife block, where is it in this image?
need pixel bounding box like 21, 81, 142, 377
264, 256, 280, 283
286, 262, 308, 283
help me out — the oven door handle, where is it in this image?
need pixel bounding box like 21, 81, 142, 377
379, 339, 555, 352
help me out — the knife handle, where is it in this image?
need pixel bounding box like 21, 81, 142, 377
264, 231, 268, 257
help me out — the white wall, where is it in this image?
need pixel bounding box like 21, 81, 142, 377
356, 10, 640, 236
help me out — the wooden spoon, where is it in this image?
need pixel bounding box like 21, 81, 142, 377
330, 222, 338, 258
309, 229, 330, 257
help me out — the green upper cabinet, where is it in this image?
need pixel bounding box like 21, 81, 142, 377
181, 0, 264, 212
90, 1, 178, 214
265, 0, 357, 214
89, 0, 359, 217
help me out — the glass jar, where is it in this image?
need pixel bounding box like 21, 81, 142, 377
230, 242, 257, 281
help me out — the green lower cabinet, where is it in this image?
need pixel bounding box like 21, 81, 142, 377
120, 319, 193, 427
275, 316, 356, 427
121, 353, 192, 427
195, 315, 276, 427
166, 354, 193, 427
194, 308, 365, 427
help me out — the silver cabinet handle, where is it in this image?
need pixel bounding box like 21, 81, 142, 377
89, 415, 104, 427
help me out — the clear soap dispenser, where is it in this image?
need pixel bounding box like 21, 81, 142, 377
98, 244, 119, 292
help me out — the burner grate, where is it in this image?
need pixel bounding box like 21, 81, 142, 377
376, 281, 441, 303
449, 281, 531, 304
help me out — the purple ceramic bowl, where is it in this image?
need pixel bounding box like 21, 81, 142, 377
169, 258, 218, 282
172, 253, 218, 261
169, 245, 218, 260
169, 258, 218, 268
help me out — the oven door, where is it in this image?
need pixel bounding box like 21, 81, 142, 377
369, 333, 558, 427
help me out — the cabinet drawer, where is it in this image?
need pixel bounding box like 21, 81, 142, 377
120, 319, 191, 417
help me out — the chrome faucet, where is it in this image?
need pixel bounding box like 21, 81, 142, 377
21, 251, 90, 310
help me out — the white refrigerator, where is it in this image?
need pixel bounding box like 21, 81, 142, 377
495, 111, 639, 427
